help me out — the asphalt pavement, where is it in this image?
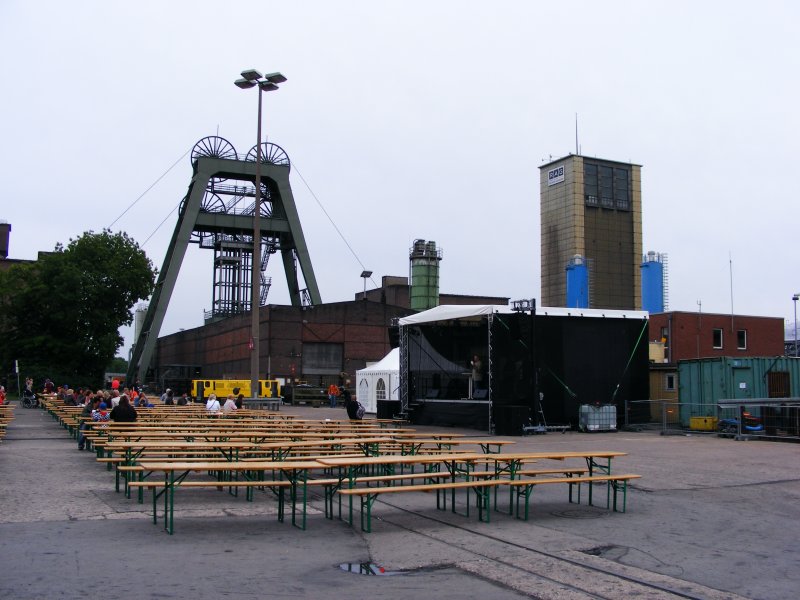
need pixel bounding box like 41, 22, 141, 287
1, 401, 798, 600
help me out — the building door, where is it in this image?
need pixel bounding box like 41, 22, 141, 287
732, 367, 754, 400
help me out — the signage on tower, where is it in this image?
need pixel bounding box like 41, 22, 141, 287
547, 165, 565, 186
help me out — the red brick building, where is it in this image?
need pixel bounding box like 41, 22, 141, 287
155, 301, 412, 388
153, 279, 509, 391
648, 311, 785, 363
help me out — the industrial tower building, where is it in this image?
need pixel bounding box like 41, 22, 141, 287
539, 155, 642, 310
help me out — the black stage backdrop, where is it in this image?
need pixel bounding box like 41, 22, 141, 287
404, 311, 649, 433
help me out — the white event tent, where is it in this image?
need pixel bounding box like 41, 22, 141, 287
355, 347, 399, 414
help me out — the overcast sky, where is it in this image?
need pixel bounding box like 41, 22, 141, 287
2, 1, 798, 357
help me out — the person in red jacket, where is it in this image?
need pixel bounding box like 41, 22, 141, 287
327, 383, 340, 408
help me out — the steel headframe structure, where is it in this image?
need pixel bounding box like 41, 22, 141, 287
126, 136, 322, 386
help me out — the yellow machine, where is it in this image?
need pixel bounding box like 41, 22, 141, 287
192, 379, 281, 400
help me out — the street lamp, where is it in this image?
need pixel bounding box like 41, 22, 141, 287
234, 69, 287, 399
360, 270, 372, 300
793, 293, 799, 358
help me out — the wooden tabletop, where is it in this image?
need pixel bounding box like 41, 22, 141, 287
137, 459, 325, 472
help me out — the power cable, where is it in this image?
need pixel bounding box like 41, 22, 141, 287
107, 147, 191, 235
291, 161, 377, 288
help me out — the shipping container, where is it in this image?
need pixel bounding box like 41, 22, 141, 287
677, 357, 800, 426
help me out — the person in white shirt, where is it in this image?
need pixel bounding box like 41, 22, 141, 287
205, 393, 220, 413
222, 394, 238, 415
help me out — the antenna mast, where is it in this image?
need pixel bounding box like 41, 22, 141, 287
729, 252, 735, 331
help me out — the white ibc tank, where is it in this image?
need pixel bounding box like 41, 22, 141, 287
579, 404, 617, 432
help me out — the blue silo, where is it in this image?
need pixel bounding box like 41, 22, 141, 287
641, 251, 667, 313
566, 255, 589, 308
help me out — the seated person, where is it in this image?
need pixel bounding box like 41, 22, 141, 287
205, 393, 220, 413
110, 395, 137, 422
222, 394, 238, 414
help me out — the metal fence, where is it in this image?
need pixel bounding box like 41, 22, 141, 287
622, 398, 800, 442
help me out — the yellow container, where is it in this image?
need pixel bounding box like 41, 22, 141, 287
690, 416, 718, 431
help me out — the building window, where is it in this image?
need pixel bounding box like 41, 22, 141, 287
584, 163, 598, 205
613, 168, 630, 210
302, 343, 343, 374
599, 165, 614, 207
376, 378, 386, 401
737, 330, 747, 350
664, 373, 676, 391
584, 162, 630, 210
712, 328, 723, 349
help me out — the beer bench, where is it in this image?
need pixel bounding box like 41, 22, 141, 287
337, 473, 641, 532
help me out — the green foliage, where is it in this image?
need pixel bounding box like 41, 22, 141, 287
0, 229, 156, 387
107, 356, 128, 374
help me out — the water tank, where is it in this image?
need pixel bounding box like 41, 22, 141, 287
641, 252, 666, 314
566, 255, 589, 308
409, 239, 442, 311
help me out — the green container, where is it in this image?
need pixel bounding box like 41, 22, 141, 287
677, 357, 800, 427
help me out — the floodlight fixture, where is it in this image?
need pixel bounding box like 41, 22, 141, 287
360, 270, 372, 300
234, 78, 256, 89
240, 69, 263, 81
264, 72, 288, 84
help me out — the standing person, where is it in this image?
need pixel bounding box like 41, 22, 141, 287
343, 387, 362, 420
0, 386, 6, 405
327, 383, 340, 408
110, 396, 137, 422
471, 354, 484, 391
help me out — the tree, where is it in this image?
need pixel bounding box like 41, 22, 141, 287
106, 356, 128, 374
0, 230, 156, 388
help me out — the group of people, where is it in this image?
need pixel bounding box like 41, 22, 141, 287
159, 388, 191, 405
204, 388, 245, 414
77, 390, 139, 450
